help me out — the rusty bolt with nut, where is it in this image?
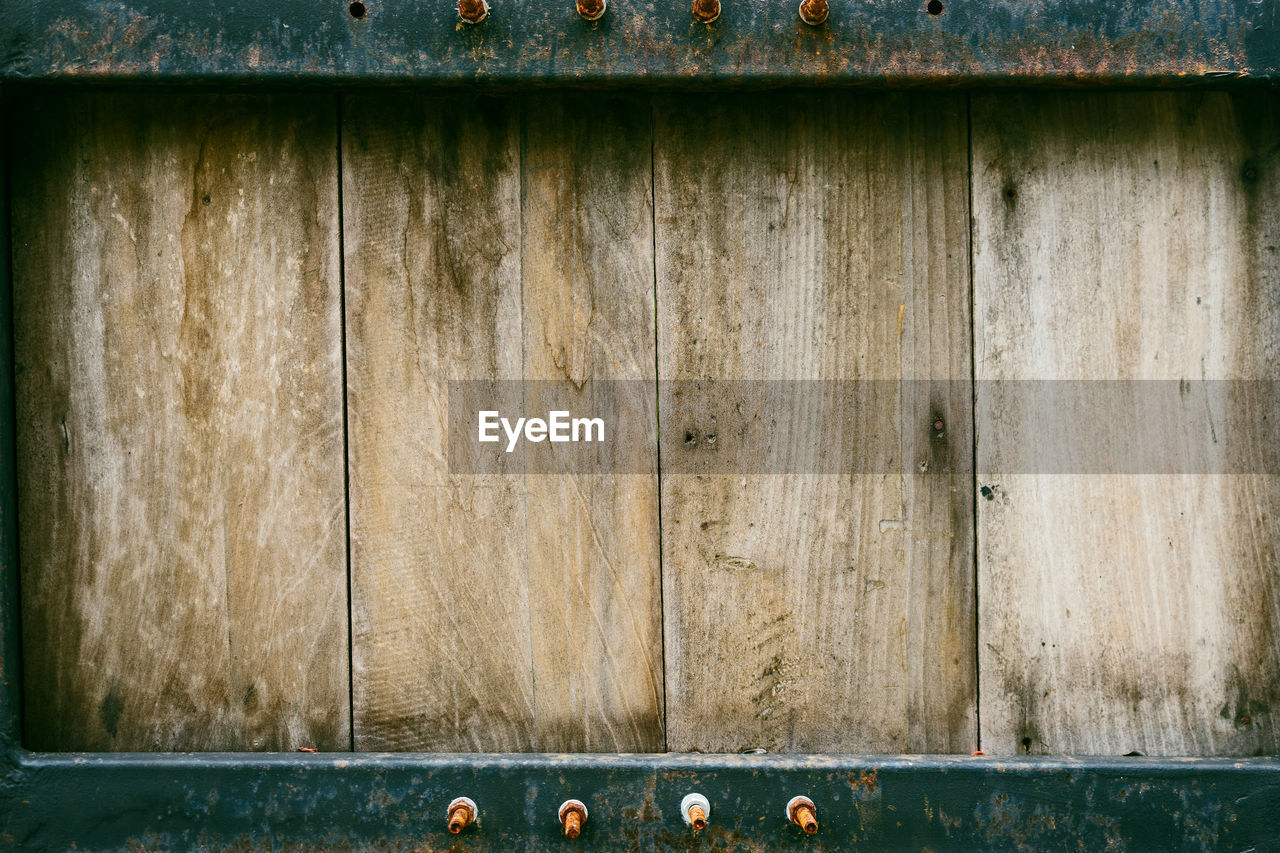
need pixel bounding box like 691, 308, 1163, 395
680, 792, 710, 831
459, 0, 488, 23
577, 0, 606, 19
559, 799, 588, 839
692, 0, 721, 23
786, 795, 819, 835
798, 0, 828, 25
447, 796, 477, 834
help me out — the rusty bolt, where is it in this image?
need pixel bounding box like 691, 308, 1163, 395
447, 797, 477, 834
798, 0, 828, 25
559, 799, 588, 839
680, 793, 710, 831
459, 0, 488, 23
577, 0, 606, 19
786, 796, 818, 835
692, 0, 720, 23
933, 418, 945, 433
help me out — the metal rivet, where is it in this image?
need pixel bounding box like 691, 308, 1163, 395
680, 793, 710, 831
786, 796, 818, 835
577, 0, 606, 20
459, 0, 489, 24
447, 796, 477, 834
692, 0, 721, 23
798, 0, 828, 25
559, 799, 588, 839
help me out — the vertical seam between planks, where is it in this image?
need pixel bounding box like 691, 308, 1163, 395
966, 92, 981, 752
336, 93, 356, 752
650, 96, 669, 753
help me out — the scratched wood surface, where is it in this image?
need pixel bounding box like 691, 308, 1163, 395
654, 93, 976, 753
973, 92, 1280, 755
12, 94, 349, 751
16, 90, 1280, 757
343, 94, 663, 751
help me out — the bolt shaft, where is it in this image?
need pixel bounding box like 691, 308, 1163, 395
692, 0, 721, 23
459, 0, 488, 23
799, 0, 828, 25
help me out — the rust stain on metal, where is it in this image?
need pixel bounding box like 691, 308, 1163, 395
848, 768, 879, 800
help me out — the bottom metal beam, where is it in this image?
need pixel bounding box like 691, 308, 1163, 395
2, 752, 1277, 850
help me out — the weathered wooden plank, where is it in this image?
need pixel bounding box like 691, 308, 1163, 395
654, 93, 975, 753
344, 94, 662, 751
973, 92, 1280, 755
519, 95, 664, 752
12, 94, 349, 751
343, 95, 532, 752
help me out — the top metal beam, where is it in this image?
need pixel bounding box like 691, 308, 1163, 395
0, 0, 1277, 86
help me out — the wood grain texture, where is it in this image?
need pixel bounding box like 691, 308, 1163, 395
520, 95, 664, 751
973, 92, 1280, 755
655, 93, 975, 753
12, 94, 349, 751
344, 94, 663, 752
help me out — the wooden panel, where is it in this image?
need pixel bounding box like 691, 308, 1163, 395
13, 94, 349, 751
973, 93, 1280, 755
655, 93, 975, 753
519, 95, 664, 751
344, 94, 663, 751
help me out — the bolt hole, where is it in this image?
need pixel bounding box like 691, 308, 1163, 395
349, 1, 367, 18
1021, 736, 1032, 752
926, 0, 943, 14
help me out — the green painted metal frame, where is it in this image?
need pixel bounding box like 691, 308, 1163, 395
0, 0, 1278, 86
2, 1, 1280, 849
